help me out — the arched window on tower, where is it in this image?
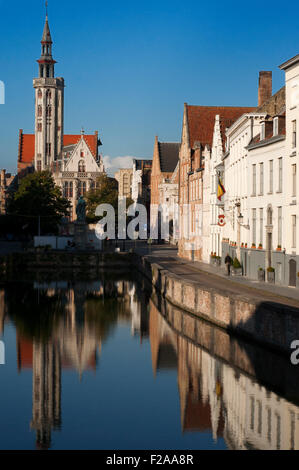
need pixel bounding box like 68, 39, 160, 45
78, 160, 86, 173
46, 90, 51, 101
38, 105, 42, 117
38, 89, 42, 99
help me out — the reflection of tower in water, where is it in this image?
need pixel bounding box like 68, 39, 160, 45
30, 341, 61, 450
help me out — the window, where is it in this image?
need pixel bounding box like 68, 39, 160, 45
78, 160, 86, 172
250, 396, 255, 430
69, 182, 73, 198
80, 151, 84, 158
292, 215, 296, 248
278, 158, 283, 192
252, 164, 257, 196
38, 89, 42, 99
259, 208, 263, 245
46, 143, 51, 157
292, 120, 297, 148
267, 206, 273, 226
259, 163, 264, 195
278, 207, 282, 246
269, 160, 273, 193
252, 209, 257, 245
292, 164, 296, 197
38, 105, 42, 117
63, 181, 69, 198
37, 160, 41, 172
261, 122, 265, 140
46, 106, 51, 117
37, 123, 42, 132
78, 181, 87, 197
273, 117, 278, 136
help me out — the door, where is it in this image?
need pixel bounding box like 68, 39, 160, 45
289, 259, 297, 287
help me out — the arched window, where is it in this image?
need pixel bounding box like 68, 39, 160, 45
69, 182, 73, 198
38, 89, 42, 99
63, 182, 69, 198
46, 90, 51, 101
78, 181, 87, 197
38, 105, 42, 117
78, 160, 86, 172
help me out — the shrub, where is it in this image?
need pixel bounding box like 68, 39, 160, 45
233, 257, 241, 269
267, 266, 275, 273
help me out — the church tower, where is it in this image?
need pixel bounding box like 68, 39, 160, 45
33, 12, 64, 171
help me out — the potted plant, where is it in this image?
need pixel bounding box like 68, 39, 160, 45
245, 243, 248, 248
215, 255, 221, 266
258, 243, 263, 250
232, 257, 242, 276
251, 243, 256, 249
267, 266, 275, 283
276, 245, 282, 251
258, 267, 265, 282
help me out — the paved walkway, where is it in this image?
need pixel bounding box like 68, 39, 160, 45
137, 243, 299, 308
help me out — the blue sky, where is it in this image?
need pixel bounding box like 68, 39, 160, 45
0, 0, 298, 175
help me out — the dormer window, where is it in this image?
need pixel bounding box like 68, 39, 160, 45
273, 117, 278, 136
260, 122, 265, 140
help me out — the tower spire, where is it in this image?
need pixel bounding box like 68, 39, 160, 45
37, 4, 56, 78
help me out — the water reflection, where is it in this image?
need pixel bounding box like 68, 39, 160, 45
1, 278, 299, 450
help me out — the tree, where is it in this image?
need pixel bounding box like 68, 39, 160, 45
8, 171, 70, 235
85, 174, 134, 228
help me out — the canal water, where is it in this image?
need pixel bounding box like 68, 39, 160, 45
0, 274, 299, 450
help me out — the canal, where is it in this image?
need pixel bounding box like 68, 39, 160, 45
0, 273, 299, 450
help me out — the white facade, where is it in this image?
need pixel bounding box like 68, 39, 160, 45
158, 164, 179, 243
247, 122, 286, 269
210, 115, 226, 257
280, 55, 299, 257
223, 114, 266, 256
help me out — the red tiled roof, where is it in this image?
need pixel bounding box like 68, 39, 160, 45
63, 134, 98, 157
186, 105, 255, 150
18, 132, 35, 163
18, 131, 98, 165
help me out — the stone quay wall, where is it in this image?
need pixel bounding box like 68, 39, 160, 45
135, 254, 299, 354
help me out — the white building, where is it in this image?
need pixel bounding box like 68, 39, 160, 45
279, 54, 299, 286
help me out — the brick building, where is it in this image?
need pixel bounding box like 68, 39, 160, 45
0, 169, 16, 215
178, 103, 253, 262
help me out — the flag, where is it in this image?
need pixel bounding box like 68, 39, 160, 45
217, 177, 226, 201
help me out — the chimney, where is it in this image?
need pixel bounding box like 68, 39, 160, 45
258, 71, 272, 106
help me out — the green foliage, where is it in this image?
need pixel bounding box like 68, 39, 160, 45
233, 257, 241, 269
8, 171, 70, 235
267, 266, 275, 273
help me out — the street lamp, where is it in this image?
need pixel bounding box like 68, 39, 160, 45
235, 201, 243, 260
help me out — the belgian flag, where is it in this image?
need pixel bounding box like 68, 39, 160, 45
217, 177, 226, 201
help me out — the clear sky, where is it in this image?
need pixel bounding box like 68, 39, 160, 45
0, 0, 298, 175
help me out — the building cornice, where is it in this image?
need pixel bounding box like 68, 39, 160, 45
279, 54, 299, 71
247, 134, 285, 151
